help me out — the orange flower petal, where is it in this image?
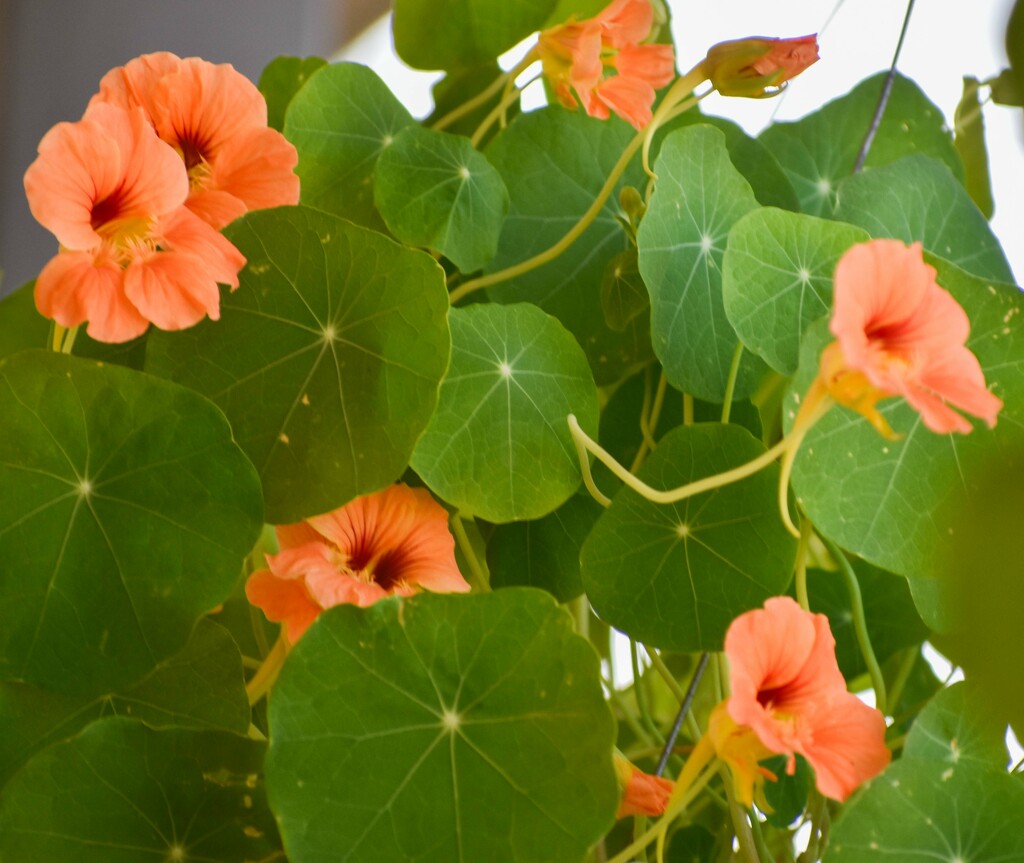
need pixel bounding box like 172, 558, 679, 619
588, 75, 656, 129
596, 0, 655, 49
614, 43, 676, 90
35, 251, 149, 343
704, 35, 819, 98
823, 240, 1002, 435
246, 567, 322, 644
122, 250, 223, 331
613, 753, 674, 818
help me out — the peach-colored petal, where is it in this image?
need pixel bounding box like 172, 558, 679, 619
25, 103, 187, 251
749, 35, 819, 80
596, 0, 654, 48
122, 250, 223, 331
589, 75, 656, 129
801, 692, 891, 802
159, 206, 246, 289
613, 753, 674, 818
209, 127, 300, 216
246, 567, 322, 643
723, 597, 889, 800
822, 240, 1001, 435
91, 51, 183, 117
249, 485, 469, 643
613, 43, 676, 89
35, 251, 149, 343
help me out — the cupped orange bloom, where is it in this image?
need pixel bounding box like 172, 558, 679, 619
703, 34, 819, 98
24, 102, 245, 343
613, 752, 674, 818
820, 240, 1002, 437
91, 52, 299, 230
724, 597, 890, 802
246, 484, 471, 643
538, 0, 675, 130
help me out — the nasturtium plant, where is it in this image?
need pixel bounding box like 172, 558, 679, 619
6, 4, 1024, 861
265, 590, 618, 863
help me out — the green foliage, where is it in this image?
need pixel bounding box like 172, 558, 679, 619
265, 590, 618, 863
285, 62, 416, 230
954, 76, 995, 218
411, 302, 598, 522
375, 125, 509, 272
0, 718, 279, 862
147, 206, 451, 524
258, 55, 327, 132
638, 125, 768, 402
581, 424, 797, 651
0, 351, 262, 694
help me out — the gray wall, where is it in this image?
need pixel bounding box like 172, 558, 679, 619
0, 0, 387, 295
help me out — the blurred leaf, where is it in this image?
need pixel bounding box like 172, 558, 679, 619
1007, 1, 1024, 110
0, 352, 261, 695
638, 125, 768, 402
761, 753, 812, 828
834, 155, 1011, 283
581, 424, 797, 651
723, 208, 869, 374
375, 126, 509, 272
411, 302, 598, 522
665, 824, 718, 863
487, 491, 603, 601
429, 63, 513, 140
990, 68, 1023, 106
265, 590, 618, 863
393, 0, 557, 70
787, 258, 1024, 612
954, 76, 995, 218
147, 206, 450, 524
903, 683, 1009, 770
806, 561, 929, 682
285, 62, 416, 231
485, 108, 653, 384
601, 248, 649, 332
0, 718, 280, 862
258, 55, 326, 132
0, 619, 250, 788
760, 73, 963, 218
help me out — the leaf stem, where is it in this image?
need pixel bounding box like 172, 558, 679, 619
822, 535, 888, 714
723, 768, 761, 863
432, 50, 537, 133
794, 517, 814, 611
452, 514, 490, 591
246, 632, 289, 705
721, 342, 743, 424
631, 640, 665, 744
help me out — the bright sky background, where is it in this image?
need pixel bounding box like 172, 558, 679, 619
339, 0, 1023, 281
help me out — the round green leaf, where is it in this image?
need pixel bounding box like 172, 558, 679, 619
393, 0, 556, 70
0, 618, 250, 788
638, 125, 767, 402
722, 208, 869, 374
411, 303, 598, 523
375, 125, 509, 273
258, 55, 327, 132
834, 154, 1013, 284
284, 63, 416, 231
0, 351, 261, 695
147, 206, 450, 524
581, 423, 798, 651
485, 108, 653, 384
760, 73, 963, 218
827, 757, 1024, 862
0, 718, 279, 862
265, 590, 618, 863
786, 257, 1024, 595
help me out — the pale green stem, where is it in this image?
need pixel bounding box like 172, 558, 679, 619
631, 640, 664, 744
647, 648, 686, 702
634, 369, 668, 471
246, 633, 289, 706
605, 676, 657, 748
641, 64, 708, 176
683, 393, 694, 425
777, 396, 835, 537
572, 595, 591, 639
721, 342, 743, 424
432, 50, 537, 132
823, 535, 888, 714
567, 406, 824, 506
570, 416, 613, 508
794, 517, 814, 611
885, 646, 920, 713
638, 366, 657, 452
470, 83, 531, 148
452, 514, 490, 592
449, 128, 645, 303
723, 768, 761, 863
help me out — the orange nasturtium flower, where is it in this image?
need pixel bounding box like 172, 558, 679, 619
538, 0, 676, 130
818, 239, 1003, 437
90, 52, 300, 230
613, 752, 674, 818
720, 597, 890, 803
24, 102, 246, 343
246, 484, 471, 643
703, 34, 819, 98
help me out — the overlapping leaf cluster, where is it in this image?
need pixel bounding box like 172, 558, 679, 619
1, 2, 1022, 861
